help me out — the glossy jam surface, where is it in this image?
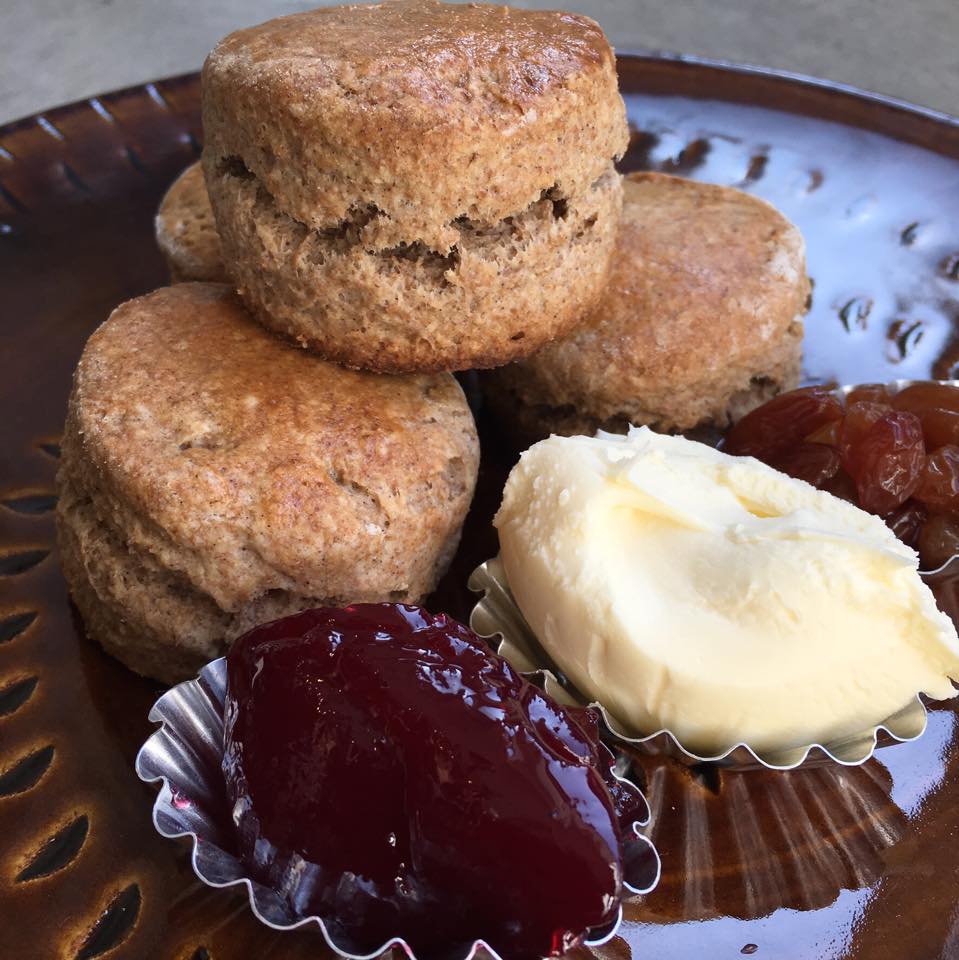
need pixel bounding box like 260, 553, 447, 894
223, 604, 646, 960
724, 384, 959, 569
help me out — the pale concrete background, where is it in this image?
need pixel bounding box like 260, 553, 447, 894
1, 0, 958, 125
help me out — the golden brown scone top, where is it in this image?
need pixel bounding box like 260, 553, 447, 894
210, 0, 613, 108
155, 162, 227, 283
515, 172, 809, 416
68, 283, 478, 609
202, 0, 627, 247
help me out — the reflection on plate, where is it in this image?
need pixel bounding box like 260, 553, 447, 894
627, 753, 905, 922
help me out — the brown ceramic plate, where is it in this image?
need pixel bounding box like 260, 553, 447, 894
2, 55, 959, 960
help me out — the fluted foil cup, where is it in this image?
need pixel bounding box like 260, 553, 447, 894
135, 657, 661, 958
468, 557, 928, 771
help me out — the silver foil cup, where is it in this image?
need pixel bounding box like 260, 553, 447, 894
136, 656, 661, 957
468, 557, 929, 772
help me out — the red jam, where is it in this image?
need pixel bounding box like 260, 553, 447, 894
223, 604, 652, 960
723, 383, 959, 569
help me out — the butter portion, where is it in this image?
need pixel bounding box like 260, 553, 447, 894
494, 427, 959, 754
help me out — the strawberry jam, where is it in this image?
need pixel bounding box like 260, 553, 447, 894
223, 604, 652, 960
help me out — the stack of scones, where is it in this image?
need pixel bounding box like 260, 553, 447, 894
58, 0, 808, 684
57, 0, 628, 683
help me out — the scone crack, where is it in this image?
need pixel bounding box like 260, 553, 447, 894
328, 467, 391, 530
216, 154, 255, 182
215, 151, 613, 285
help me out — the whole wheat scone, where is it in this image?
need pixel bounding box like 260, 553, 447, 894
201, 0, 628, 373
484, 172, 809, 443
155, 162, 228, 283
56, 283, 479, 684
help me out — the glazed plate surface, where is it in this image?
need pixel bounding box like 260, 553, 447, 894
1, 56, 959, 960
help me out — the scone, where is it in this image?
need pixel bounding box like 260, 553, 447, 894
56, 283, 479, 684
485, 172, 809, 442
155, 162, 228, 283
201, 0, 628, 373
